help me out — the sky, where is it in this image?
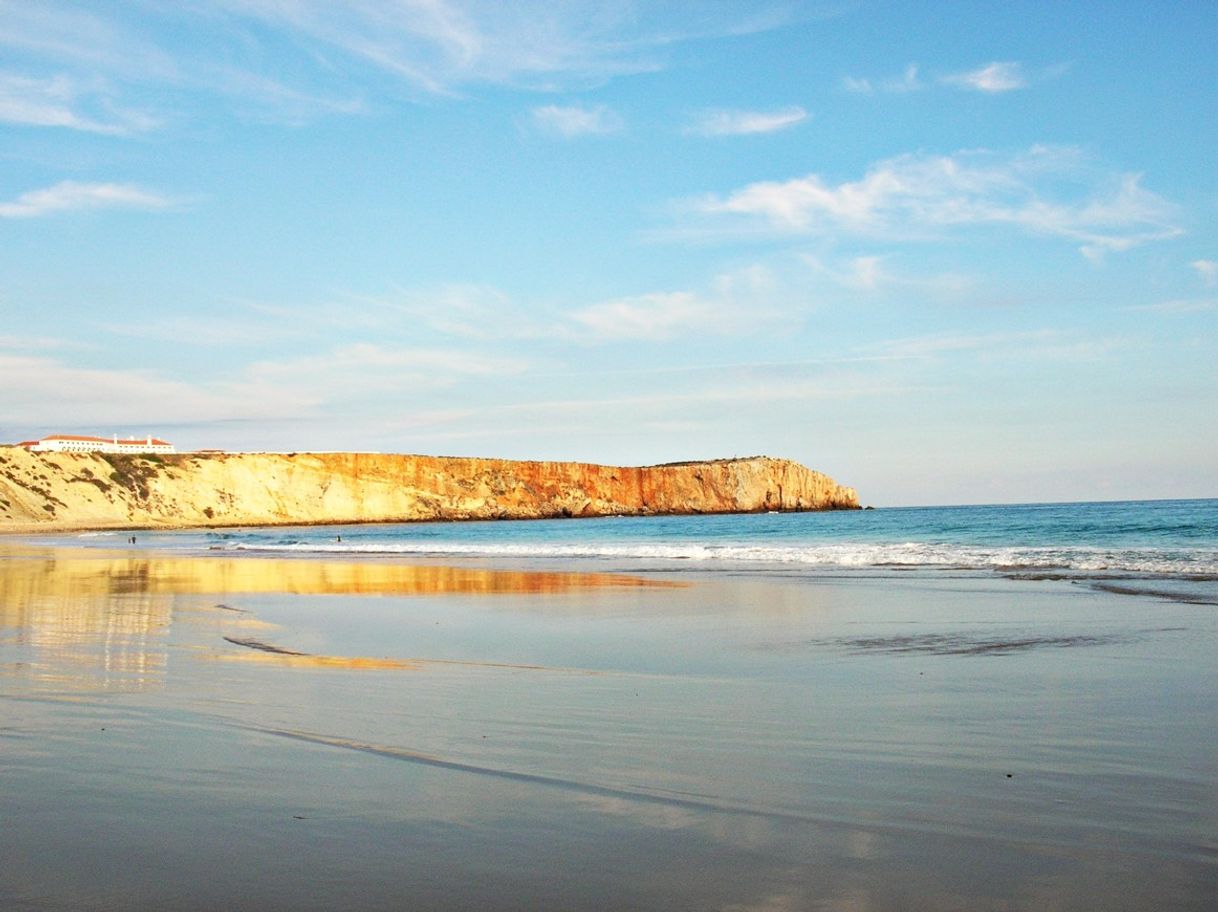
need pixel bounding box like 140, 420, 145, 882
1, 1, 1215, 506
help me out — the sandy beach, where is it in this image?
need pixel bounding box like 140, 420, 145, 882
2, 537, 1215, 911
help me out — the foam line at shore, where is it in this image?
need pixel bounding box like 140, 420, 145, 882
214, 539, 1218, 576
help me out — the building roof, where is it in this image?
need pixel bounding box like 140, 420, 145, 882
30, 434, 173, 446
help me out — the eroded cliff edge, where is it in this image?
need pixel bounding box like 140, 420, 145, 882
0, 448, 858, 531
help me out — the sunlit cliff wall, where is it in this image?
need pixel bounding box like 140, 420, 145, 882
0, 448, 858, 531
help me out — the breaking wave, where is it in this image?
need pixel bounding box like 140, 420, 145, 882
215, 538, 1218, 576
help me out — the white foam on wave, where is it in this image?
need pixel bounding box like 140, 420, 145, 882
219, 539, 1218, 575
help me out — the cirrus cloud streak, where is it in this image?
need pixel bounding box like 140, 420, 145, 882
687, 106, 807, 136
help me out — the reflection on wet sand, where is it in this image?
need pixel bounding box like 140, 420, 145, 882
215, 633, 606, 674
0, 544, 672, 690
0, 551, 170, 693
0, 543, 678, 599
219, 647, 421, 671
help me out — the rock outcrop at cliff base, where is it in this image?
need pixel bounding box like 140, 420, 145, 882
0, 448, 858, 531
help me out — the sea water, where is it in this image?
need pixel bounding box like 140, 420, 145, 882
88, 497, 1218, 579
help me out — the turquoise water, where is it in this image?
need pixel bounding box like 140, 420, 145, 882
84, 498, 1218, 578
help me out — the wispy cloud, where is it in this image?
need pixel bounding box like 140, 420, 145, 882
687, 106, 807, 136
247, 344, 531, 400
842, 64, 921, 95
1191, 259, 1218, 286
0, 71, 157, 134
848, 61, 1042, 96
0, 352, 309, 427
570, 291, 737, 341
218, 1, 790, 92
676, 146, 1182, 258
560, 263, 792, 342
0, 4, 178, 82
207, 67, 367, 125
800, 254, 975, 297
0, 333, 82, 352
0, 340, 530, 431
351, 263, 797, 345
1128, 298, 1218, 314
0, 181, 178, 218
943, 61, 1027, 92
102, 314, 294, 347
397, 361, 922, 450
0, 2, 792, 126
382, 284, 548, 340
864, 329, 1121, 363
531, 103, 622, 136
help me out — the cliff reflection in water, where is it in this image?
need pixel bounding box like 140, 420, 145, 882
1, 551, 170, 692
0, 545, 671, 692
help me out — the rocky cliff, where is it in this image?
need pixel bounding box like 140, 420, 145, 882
0, 448, 858, 531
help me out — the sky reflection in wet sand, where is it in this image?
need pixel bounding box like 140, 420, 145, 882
1, 544, 1215, 911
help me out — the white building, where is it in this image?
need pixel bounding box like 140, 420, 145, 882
20, 434, 176, 455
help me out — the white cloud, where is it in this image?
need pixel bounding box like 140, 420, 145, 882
843, 64, 921, 94
567, 264, 791, 342
531, 103, 622, 136
0, 181, 177, 218
571, 291, 727, 341
0, 71, 157, 133
1191, 259, 1218, 286
688, 106, 807, 136
943, 61, 1027, 92
683, 146, 1182, 257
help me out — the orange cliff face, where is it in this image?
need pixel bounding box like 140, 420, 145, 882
0, 447, 859, 530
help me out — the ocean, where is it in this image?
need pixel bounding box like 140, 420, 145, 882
5, 498, 1217, 910
89, 496, 1218, 582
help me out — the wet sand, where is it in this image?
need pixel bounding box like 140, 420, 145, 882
2, 543, 1215, 910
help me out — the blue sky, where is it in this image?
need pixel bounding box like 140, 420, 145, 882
1, 1, 1215, 505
